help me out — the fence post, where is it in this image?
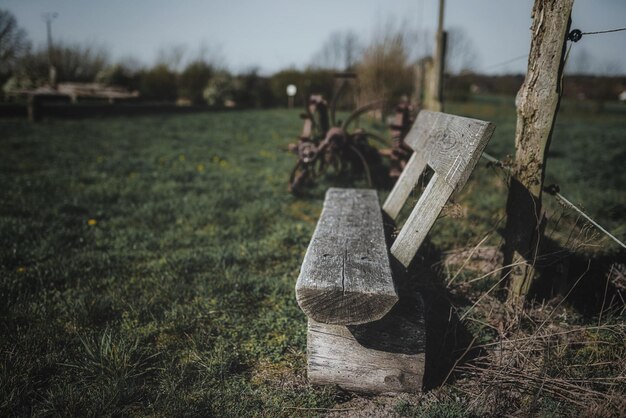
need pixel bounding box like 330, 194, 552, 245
502, 0, 574, 301
423, 0, 446, 111
413, 58, 426, 109
27, 94, 42, 122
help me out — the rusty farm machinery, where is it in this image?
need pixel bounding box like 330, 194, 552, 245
288, 88, 415, 193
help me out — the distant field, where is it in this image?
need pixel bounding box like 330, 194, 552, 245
1, 98, 624, 415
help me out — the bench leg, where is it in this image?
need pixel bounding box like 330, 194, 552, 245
307, 294, 426, 393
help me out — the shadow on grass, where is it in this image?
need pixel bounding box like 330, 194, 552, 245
380, 213, 481, 392
408, 232, 626, 392
528, 236, 626, 316
404, 242, 482, 391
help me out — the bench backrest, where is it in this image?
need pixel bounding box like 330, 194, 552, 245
382, 110, 495, 267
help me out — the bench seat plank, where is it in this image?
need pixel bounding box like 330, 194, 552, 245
295, 188, 397, 325
307, 293, 426, 393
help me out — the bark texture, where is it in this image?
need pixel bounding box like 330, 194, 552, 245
503, 0, 574, 299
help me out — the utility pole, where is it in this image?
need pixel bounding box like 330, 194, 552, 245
502, 0, 574, 302
424, 0, 446, 111
43, 12, 58, 88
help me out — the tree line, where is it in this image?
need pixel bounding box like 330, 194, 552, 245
1, 9, 623, 108
0, 10, 445, 108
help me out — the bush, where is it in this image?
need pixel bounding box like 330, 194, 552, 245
203, 71, 236, 107
96, 63, 141, 91
139, 64, 177, 102
357, 32, 414, 106
178, 61, 214, 105
10, 41, 109, 87
233, 69, 275, 109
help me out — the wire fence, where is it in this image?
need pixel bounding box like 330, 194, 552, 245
479, 151, 626, 250
482, 25, 626, 73
472, 23, 626, 252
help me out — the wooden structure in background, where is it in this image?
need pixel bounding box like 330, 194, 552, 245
56, 83, 139, 103
296, 110, 495, 392
9, 83, 139, 122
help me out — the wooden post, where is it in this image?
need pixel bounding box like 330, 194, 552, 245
43, 12, 58, 88
423, 0, 446, 111
413, 59, 426, 108
434, 32, 447, 110
423, 58, 434, 110
502, 0, 574, 301
27, 94, 42, 122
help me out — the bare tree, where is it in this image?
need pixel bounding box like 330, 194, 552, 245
156, 42, 226, 74
194, 41, 226, 70
116, 55, 144, 73
156, 43, 188, 72
445, 26, 479, 74
18, 41, 109, 84
310, 30, 363, 70
0, 9, 31, 76
53, 42, 109, 82
357, 21, 414, 106
406, 28, 434, 63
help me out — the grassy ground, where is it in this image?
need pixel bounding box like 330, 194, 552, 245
1, 98, 624, 416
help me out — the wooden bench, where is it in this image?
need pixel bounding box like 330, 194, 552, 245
295, 110, 495, 393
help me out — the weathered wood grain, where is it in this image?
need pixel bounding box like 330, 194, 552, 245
308, 294, 426, 393
296, 188, 397, 325
405, 111, 495, 195
391, 173, 455, 268
296, 110, 495, 394
382, 152, 428, 220
386, 110, 495, 268
403, 110, 439, 152
382, 110, 438, 219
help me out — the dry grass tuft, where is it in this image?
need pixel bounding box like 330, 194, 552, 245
441, 246, 626, 417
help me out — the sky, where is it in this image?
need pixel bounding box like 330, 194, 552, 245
2, 0, 626, 75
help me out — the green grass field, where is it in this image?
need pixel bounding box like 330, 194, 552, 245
1, 98, 625, 416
